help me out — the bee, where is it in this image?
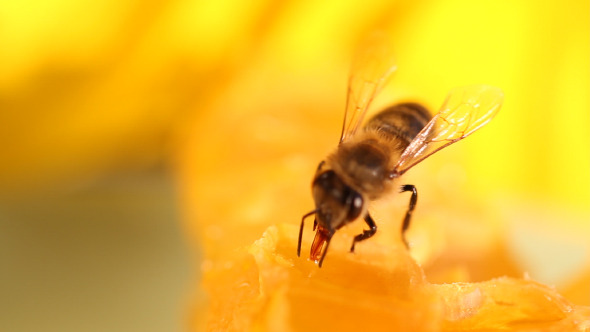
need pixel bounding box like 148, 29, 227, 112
297, 38, 504, 267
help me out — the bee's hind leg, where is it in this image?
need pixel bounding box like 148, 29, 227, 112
350, 214, 377, 252
400, 184, 417, 248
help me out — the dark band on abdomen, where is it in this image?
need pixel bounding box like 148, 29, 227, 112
364, 103, 431, 145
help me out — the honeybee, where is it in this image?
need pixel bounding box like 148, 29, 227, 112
297, 38, 504, 267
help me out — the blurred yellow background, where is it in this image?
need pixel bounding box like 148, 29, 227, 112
0, 0, 588, 330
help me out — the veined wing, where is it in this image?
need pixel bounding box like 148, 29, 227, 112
391, 85, 504, 177
340, 33, 397, 143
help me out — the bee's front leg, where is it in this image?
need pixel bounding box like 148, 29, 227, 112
350, 214, 377, 252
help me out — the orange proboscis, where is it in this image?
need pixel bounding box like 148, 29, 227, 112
310, 226, 330, 262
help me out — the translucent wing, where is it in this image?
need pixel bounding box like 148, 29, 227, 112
391, 85, 504, 177
339, 33, 397, 143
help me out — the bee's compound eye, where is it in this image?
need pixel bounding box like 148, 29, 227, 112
353, 196, 362, 209
348, 192, 364, 221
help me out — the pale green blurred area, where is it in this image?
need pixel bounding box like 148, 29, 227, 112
0, 169, 194, 332
1, 1, 201, 330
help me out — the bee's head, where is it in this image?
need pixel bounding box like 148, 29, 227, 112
308, 168, 364, 263
312, 169, 364, 230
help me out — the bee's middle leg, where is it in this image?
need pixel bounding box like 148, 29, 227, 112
350, 214, 377, 252
400, 184, 417, 248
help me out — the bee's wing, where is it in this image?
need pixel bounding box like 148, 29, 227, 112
339, 33, 397, 143
391, 85, 504, 177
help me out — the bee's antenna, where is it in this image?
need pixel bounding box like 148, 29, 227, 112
298, 209, 318, 257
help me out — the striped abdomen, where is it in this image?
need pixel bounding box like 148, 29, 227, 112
364, 102, 432, 150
